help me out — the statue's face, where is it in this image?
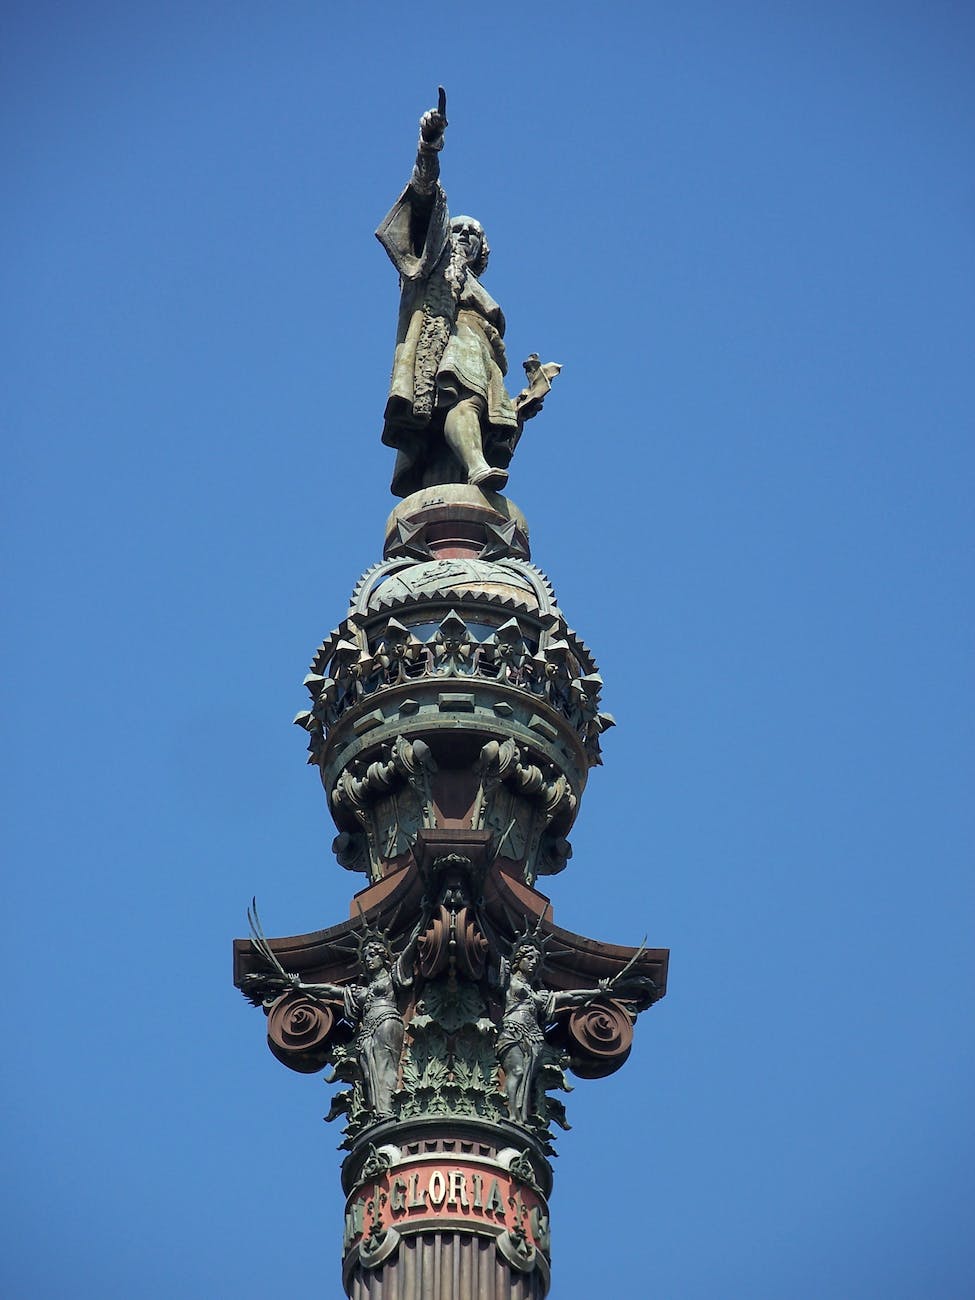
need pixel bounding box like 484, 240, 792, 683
452, 218, 484, 271
363, 941, 387, 973
516, 946, 540, 976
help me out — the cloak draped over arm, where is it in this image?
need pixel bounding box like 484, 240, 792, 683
375, 127, 520, 497
376, 140, 450, 281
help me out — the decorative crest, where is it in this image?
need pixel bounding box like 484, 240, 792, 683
353, 901, 394, 964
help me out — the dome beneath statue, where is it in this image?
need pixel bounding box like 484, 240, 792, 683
364, 556, 542, 613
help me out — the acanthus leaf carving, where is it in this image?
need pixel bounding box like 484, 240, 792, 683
472, 739, 578, 882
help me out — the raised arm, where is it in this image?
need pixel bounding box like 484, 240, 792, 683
410, 88, 448, 198
377, 89, 451, 278
392, 914, 425, 987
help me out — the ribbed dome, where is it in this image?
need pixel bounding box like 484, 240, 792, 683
365, 557, 541, 612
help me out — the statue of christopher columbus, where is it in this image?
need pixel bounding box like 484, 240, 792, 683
377, 88, 559, 498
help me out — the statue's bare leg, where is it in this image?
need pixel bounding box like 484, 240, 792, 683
444, 396, 508, 491
502, 1047, 526, 1121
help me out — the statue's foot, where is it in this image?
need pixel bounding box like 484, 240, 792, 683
470, 465, 508, 491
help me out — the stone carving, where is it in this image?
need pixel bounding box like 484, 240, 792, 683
496, 1224, 537, 1273
565, 999, 636, 1079
493, 618, 532, 686
331, 736, 437, 873
377, 88, 559, 496
496, 931, 653, 1127
535, 832, 573, 878
265, 991, 336, 1074
416, 859, 490, 983
357, 1143, 394, 1183
473, 738, 575, 829
400, 977, 506, 1124
309, 927, 418, 1120
295, 594, 613, 769
241, 912, 420, 1123
374, 617, 421, 685
238, 865, 664, 1173
431, 609, 476, 675
357, 556, 548, 616
496, 934, 576, 1130
505, 1147, 542, 1195
333, 736, 435, 812
396, 854, 504, 1122
332, 829, 370, 874
472, 737, 577, 884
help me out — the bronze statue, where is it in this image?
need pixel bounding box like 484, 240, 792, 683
497, 931, 654, 1125
297, 932, 413, 1117
243, 914, 419, 1119
377, 89, 559, 498
497, 934, 600, 1124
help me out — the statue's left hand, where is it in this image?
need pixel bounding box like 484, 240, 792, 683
515, 356, 561, 422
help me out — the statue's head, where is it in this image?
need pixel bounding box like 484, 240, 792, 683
511, 934, 546, 979
356, 917, 393, 973
362, 938, 391, 973
450, 215, 490, 276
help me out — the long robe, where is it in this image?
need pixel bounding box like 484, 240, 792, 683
377, 181, 520, 498
496, 975, 556, 1123
345, 971, 404, 1118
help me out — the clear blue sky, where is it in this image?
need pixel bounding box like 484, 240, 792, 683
4, 3, 973, 1297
